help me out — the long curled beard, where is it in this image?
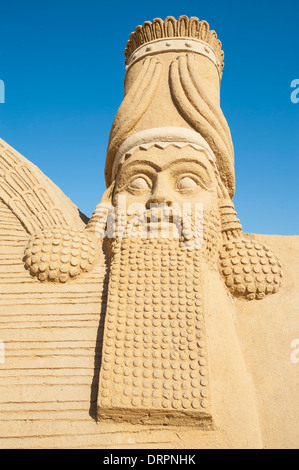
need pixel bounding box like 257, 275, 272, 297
97, 209, 221, 426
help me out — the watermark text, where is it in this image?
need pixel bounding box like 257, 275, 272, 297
0, 80, 5, 103
290, 339, 299, 364
94, 196, 204, 249
290, 79, 299, 103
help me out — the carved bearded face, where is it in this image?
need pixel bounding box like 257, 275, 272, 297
113, 144, 219, 213
111, 144, 221, 250
98, 144, 222, 422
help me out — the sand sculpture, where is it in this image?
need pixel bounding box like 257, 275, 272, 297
0, 16, 298, 449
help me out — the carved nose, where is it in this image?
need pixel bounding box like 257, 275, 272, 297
146, 191, 173, 209
146, 175, 174, 209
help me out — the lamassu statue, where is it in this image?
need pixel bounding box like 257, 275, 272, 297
0, 16, 297, 449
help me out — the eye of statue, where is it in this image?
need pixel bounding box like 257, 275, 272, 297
177, 176, 199, 190
129, 176, 152, 190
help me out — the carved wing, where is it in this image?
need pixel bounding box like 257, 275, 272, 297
0, 138, 86, 237
0, 138, 105, 283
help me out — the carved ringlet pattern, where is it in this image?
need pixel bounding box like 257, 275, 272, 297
24, 227, 100, 282
98, 237, 213, 426
105, 57, 163, 187
219, 239, 283, 300
201, 210, 221, 270
169, 54, 235, 197
125, 16, 224, 73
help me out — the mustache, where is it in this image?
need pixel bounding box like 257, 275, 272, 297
121, 204, 203, 224
94, 203, 210, 250
92, 202, 204, 226
113, 206, 204, 247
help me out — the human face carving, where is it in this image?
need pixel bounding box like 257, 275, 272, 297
113, 145, 218, 212
98, 146, 221, 422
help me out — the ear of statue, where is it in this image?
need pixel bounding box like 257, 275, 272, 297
85, 182, 115, 234
100, 182, 116, 205
214, 169, 242, 240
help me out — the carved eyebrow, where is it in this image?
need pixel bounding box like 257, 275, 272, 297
119, 159, 161, 172
163, 158, 214, 179
163, 157, 211, 168
119, 156, 213, 175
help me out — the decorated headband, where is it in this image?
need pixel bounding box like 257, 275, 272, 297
111, 127, 216, 180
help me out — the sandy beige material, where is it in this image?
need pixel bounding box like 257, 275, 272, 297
0, 16, 298, 449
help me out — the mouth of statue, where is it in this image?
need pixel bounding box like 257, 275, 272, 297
109, 204, 207, 247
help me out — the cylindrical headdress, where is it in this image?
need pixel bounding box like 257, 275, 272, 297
105, 15, 235, 199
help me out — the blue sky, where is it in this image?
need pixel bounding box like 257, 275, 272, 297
0, 0, 298, 235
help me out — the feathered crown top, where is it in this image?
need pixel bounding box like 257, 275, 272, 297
124, 15, 224, 75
